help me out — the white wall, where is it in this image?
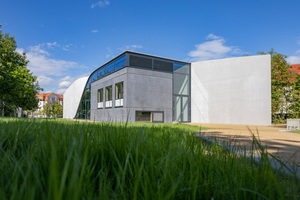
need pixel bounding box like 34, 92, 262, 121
63, 76, 88, 119
191, 55, 271, 125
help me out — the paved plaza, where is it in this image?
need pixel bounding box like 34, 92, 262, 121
191, 123, 300, 167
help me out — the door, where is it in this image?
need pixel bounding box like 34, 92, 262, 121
174, 95, 190, 122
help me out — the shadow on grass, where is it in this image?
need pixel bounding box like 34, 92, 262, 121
196, 128, 300, 178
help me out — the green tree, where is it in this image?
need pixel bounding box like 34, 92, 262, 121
288, 73, 300, 117
0, 26, 41, 116
43, 103, 53, 118
53, 102, 63, 117
260, 49, 297, 122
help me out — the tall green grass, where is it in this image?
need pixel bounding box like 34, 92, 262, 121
0, 118, 299, 199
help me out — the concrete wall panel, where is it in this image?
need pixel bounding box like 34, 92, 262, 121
191, 55, 271, 125
126, 68, 172, 109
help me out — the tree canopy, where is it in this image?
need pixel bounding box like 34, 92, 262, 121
260, 49, 299, 122
0, 26, 41, 114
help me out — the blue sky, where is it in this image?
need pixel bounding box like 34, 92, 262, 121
1, 0, 300, 94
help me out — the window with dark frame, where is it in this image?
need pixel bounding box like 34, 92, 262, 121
98, 88, 103, 103
97, 88, 103, 108
105, 86, 112, 101
115, 82, 123, 100
105, 85, 112, 108
115, 82, 124, 107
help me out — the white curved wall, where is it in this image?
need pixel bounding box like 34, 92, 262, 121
63, 76, 88, 119
191, 55, 271, 125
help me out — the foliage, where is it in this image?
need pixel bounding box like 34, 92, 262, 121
53, 102, 63, 117
42, 102, 63, 118
288, 74, 300, 118
0, 26, 41, 115
0, 118, 299, 199
43, 102, 54, 117
259, 49, 298, 122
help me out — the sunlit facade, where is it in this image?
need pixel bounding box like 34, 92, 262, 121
75, 51, 191, 122
64, 51, 271, 125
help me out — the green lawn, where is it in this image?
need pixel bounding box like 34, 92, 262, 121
0, 118, 299, 199
292, 130, 300, 134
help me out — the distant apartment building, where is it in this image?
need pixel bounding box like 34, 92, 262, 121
290, 64, 300, 75
35, 93, 63, 117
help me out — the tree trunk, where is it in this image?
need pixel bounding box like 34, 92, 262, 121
1, 100, 4, 117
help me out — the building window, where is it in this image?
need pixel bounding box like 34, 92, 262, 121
115, 82, 124, 107
97, 88, 103, 108
136, 111, 151, 122
105, 86, 112, 108
135, 111, 164, 123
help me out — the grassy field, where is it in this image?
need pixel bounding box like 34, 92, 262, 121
292, 130, 300, 134
0, 118, 299, 199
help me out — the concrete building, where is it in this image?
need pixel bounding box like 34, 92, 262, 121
64, 51, 271, 125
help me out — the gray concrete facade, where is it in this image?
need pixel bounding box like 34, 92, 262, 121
90, 67, 173, 122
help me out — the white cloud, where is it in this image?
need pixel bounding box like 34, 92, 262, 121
26, 51, 78, 77
56, 88, 67, 95
91, 29, 99, 33
40, 42, 72, 51
59, 81, 71, 88
56, 76, 88, 94
57, 76, 76, 93
28, 45, 49, 56
206, 34, 222, 40
60, 75, 74, 82
119, 44, 143, 52
21, 44, 79, 77
17, 43, 86, 93
91, 0, 110, 8
126, 45, 143, 50
46, 42, 59, 48
188, 34, 242, 61
58, 76, 73, 88
287, 37, 300, 64
37, 76, 55, 86
287, 49, 300, 64
105, 47, 113, 59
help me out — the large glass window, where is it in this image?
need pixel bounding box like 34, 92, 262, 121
115, 55, 126, 71
97, 68, 106, 79
105, 86, 112, 108
173, 62, 190, 74
153, 59, 173, 72
174, 73, 189, 95
97, 88, 103, 108
115, 82, 123, 99
129, 55, 152, 69
106, 62, 114, 74
173, 62, 191, 122
115, 82, 124, 107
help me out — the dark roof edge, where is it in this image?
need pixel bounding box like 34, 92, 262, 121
124, 50, 190, 64
89, 50, 190, 78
